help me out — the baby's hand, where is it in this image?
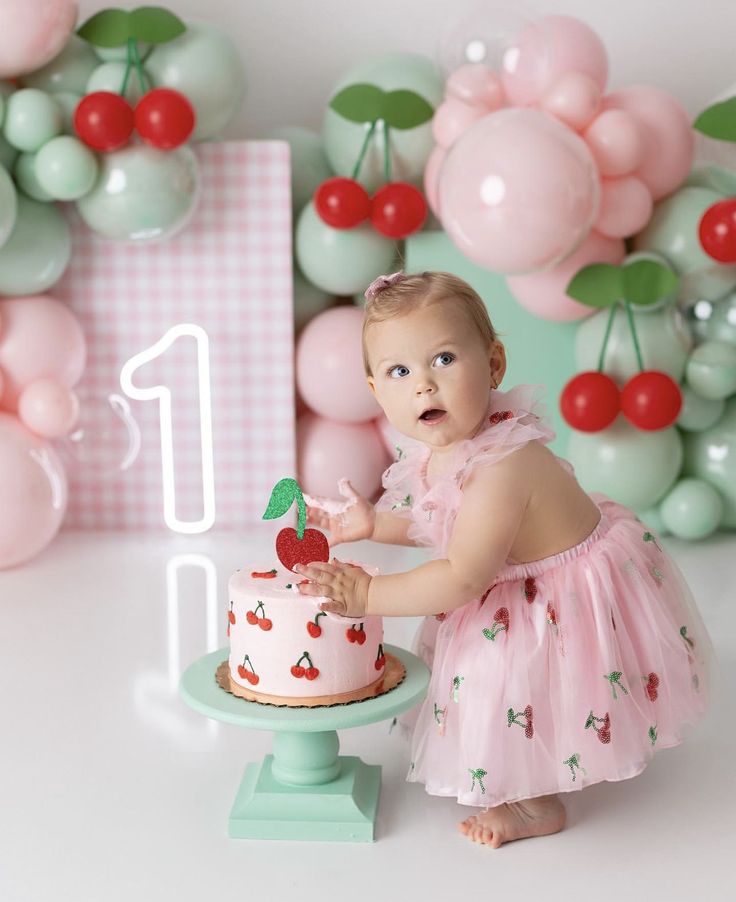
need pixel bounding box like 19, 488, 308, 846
304, 478, 376, 545
295, 559, 371, 618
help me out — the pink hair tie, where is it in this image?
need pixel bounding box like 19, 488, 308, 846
364, 271, 407, 300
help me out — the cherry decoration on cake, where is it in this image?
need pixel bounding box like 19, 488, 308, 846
262, 477, 330, 572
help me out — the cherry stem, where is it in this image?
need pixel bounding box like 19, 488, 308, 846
382, 120, 391, 183
597, 301, 619, 373
623, 298, 645, 372
129, 37, 147, 94
120, 40, 134, 97
293, 485, 307, 540
351, 120, 377, 181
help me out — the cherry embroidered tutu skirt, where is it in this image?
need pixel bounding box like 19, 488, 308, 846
405, 496, 713, 807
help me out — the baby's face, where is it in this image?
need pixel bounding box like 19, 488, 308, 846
366, 302, 504, 452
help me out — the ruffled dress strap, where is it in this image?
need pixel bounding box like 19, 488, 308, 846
374, 436, 424, 518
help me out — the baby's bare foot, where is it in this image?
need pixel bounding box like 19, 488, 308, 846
458, 794, 566, 848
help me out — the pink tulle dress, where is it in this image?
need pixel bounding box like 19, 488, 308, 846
376, 384, 713, 806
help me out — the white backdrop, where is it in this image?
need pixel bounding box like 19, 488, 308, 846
75, 0, 736, 136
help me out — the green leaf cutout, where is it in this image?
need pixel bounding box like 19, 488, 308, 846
622, 259, 679, 306
262, 477, 299, 521
77, 8, 131, 47
566, 264, 623, 308
129, 6, 186, 44
382, 90, 434, 130
693, 97, 736, 142
329, 84, 385, 124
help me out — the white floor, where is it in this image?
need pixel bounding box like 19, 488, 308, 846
0, 528, 733, 902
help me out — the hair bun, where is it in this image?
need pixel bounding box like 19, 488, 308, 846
363, 271, 407, 301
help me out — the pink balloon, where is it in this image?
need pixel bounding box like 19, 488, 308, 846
0, 295, 86, 409
296, 306, 381, 423
424, 144, 446, 218
0, 0, 78, 78
432, 97, 486, 150
297, 412, 391, 500
438, 108, 600, 274
446, 64, 504, 110
0, 412, 67, 569
603, 86, 694, 201
540, 72, 601, 132
503, 14, 608, 107
594, 176, 653, 239
583, 109, 643, 177
18, 378, 80, 438
506, 230, 625, 322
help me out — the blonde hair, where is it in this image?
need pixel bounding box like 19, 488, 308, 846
361, 271, 500, 376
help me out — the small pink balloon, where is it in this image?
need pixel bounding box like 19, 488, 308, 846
0, 412, 68, 569
18, 378, 80, 438
424, 144, 446, 219
296, 306, 381, 424
583, 109, 644, 177
0, 0, 78, 78
603, 86, 694, 201
506, 230, 625, 322
503, 14, 608, 107
446, 64, 505, 110
432, 97, 486, 150
0, 295, 86, 410
297, 412, 390, 500
540, 72, 601, 132
438, 107, 600, 274
594, 176, 653, 239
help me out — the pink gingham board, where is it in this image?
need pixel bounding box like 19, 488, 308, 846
54, 141, 295, 531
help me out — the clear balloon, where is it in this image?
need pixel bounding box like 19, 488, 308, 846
0, 0, 77, 78
705, 291, 736, 345
446, 64, 504, 110
0, 163, 17, 247
0, 195, 71, 295
56, 389, 141, 477
76, 144, 200, 242
0, 412, 68, 570
659, 477, 723, 540
439, 108, 600, 275
17, 378, 80, 437
296, 306, 381, 424
2, 88, 63, 152
682, 396, 736, 528
264, 126, 333, 216
34, 135, 99, 201
594, 176, 653, 239
684, 340, 736, 400
20, 35, 99, 95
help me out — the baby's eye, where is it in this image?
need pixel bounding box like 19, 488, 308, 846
388, 364, 410, 379
433, 352, 455, 367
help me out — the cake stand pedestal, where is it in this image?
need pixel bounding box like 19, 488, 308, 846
179, 645, 429, 842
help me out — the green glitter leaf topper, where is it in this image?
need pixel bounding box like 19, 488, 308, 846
262, 477, 307, 539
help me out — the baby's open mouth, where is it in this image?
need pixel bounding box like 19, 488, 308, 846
419, 408, 446, 422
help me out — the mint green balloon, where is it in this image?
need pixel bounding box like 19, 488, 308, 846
635, 505, 670, 536
34, 136, 98, 201
87, 62, 151, 105
265, 126, 333, 215
575, 303, 692, 383
94, 42, 152, 63
295, 201, 396, 296
2, 88, 62, 152
685, 340, 736, 400
682, 396, 736, 527
294, 267, 334, 333
677, 383, 725, 432
76, 144, 200, 242
568, 420, 682, 510
322, 52, 443, 193
145, 21, 245, 141
0, 131, 17, 170
659, 477, 723, 540
705, 292, 736, 346
686, 164, 736, 197
13, 153, 54, 202
52, 92, 82, 134
0, 194, 71, 295
0, 93, 4, 129
0, 163, 17, 248
20, 35, 99, 95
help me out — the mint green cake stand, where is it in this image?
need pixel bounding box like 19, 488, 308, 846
179, 645, 429, 842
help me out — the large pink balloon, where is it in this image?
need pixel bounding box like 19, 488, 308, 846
0, 0, 78, 78
439, 107, 600, 274
603, 86, 694, 201
0, 412, 68, 569
502, 15, 608, 107
297, 412, 390, 500
506, 230, 625, 322
296, 306, 381, 423
0, 295, 86, 409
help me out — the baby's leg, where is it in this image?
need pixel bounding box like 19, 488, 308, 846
458, 794, 566, 848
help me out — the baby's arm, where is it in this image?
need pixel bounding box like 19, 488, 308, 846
371, 510, 417, 546
366, 453, 530, 617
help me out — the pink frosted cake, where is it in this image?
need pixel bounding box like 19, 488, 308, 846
227, 564, 386, 704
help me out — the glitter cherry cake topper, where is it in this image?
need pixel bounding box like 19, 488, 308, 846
262, 477, 329, 572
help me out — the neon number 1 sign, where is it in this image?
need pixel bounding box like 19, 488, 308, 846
120, 323, 216, 534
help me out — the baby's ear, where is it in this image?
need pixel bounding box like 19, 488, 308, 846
366, 377, 377, 397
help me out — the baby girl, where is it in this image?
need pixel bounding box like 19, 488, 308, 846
297, 270, 712, 849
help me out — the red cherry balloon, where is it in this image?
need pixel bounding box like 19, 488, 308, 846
560, 371, 620, 432
699, 198, 736, 263
134, 88, 195, 150
370, 181, 428, 239
620, 370, 682, 430
74, 91, 134, 151
314, 177, 371, 229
